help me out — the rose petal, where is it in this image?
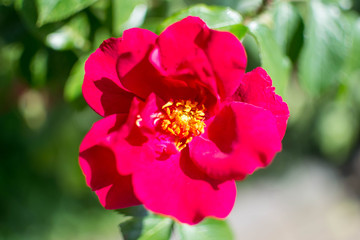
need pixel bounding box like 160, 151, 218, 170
154, 16, 210, 77
95, 176, 141, 209
118, 17, 220, 113
118, 55, 164, 100
79, 115, 141, 208
202, 30, 247, 100
235, 67, 289, 139
82, 77, 135, 117
79, 114, 127, 152
152, 16, 219, 111
115, 28, 160, 100
103, 94, 170, 175
116, 28, 158, 79
83, 38, 134, 116
80, 145, 120, 191
189, 102, 282, 181
132, 148, 236, 225
83, 28, 157, 117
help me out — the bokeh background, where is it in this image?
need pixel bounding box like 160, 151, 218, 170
1, 0, 360, 239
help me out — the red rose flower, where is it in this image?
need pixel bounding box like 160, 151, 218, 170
79, 16, 289, 225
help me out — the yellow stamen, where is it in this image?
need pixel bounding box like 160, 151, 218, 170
155, 99, 206, 151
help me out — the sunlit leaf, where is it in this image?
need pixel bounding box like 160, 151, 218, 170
36, 0, 99, 26
340, 16, 360, 105
315, 102, 358, 163
0, 0, 14, 6
45, 13, 90, 51
113, 0, 147, 37
30, 49, 48, 87
236, 0, 262, 14
117, 206, 173, 240
249, 22, 291, 96
298, 1, 350, 95
272, 1, 301, 54
176, 218, 233, 240
64, 54, 88, 102
15, 0, 60, 39
159, 4, 247, 40
341, 16, 360, 78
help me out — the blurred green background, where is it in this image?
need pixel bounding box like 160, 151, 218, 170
1, 0, 360, 239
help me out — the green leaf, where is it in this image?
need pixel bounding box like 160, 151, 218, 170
45, 13, 90, 51
158, 4, 247, 40
0, 0, 14, 6
36, 0, 99, 26
30, 49, 48, 87
339, 16, 360, 105
15, 0, 60, 39
236, 0, 262, 14
64, 54, 88, 102
176, 218, 233, 240
249, 22, 291, 96
117, 206, 173, 240
112, 0, 147, 37
272, 1, 301, 54
218, 23, 248, 41
315, 102, 358, 163
298, 1, 350, 95
341, 16, 360, 78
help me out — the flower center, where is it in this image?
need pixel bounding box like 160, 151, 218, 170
156, 100, 205, 151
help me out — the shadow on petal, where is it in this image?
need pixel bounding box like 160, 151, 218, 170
79, 145, 119, 191
179, 148, 221, 190
94, 78, 135, 116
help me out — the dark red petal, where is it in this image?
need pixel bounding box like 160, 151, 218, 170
235, 67, 289, 139
95, 176, 141, 209
153, 16, 219, 111
82, 77, 135, 117
115, 28, 159, 100
83, 28, 157, 117
202, 30, 247, 100
116, 28, 158, 79
155, 16, 210, 76
83, 38, 134, 117
118, 55, 164, 100
79, 113, 127, 152
118, 17, 220, 113
189, 102, 282, 181
80, 145, 120, 191
120, 57, 219, 113
132, 149, 236, 225
79, 115, 141, 207
103, 94, 169, 175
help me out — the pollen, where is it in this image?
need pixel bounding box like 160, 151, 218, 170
157, 100, 206, 151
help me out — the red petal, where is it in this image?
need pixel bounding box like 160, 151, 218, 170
82, 77, 135, 117
202, 30, 247, 100
80, 145, 120, 191
79, 115, 141, 208
153, 16, 219, 111
115, 28, 160, 100
189, 102, 282, 181
132, 148, 236, 225
79, 114, 127, 152
116, 28, 158, 79
83, 28, 157, 117
235, 67, 289, 139
84, 38, 133, 116
104, 94, 169, 175
154, 16, 211, 77
118, 55, 164, 100
95, 176, 141, 209
118, 17, 220, 113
